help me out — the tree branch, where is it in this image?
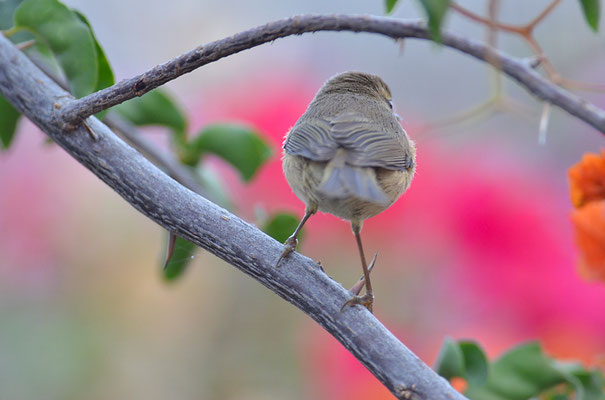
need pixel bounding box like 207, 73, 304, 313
57, 14, 605, 135
0, 34, 467, 400
26, 54, 210, 202
104, 113, 208, 198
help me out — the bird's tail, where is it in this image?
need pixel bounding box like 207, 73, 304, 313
318, 149, 389, 205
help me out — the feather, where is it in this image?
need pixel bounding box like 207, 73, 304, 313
318, 150, 389, 205
284, 112, 413, 171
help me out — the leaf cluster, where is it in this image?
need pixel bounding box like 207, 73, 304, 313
435, 338, 605, 400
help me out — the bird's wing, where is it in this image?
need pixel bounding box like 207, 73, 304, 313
284, 113, 413, 171
330, 112, 412, 171
283, 117, 338, 161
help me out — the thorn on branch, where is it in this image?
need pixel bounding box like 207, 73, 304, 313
15, 39, 36, 50
524, 56, 542, 69
538, 102, 551, 145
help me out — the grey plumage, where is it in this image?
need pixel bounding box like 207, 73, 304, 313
278, 71, 416, 313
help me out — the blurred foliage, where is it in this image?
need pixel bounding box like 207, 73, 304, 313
261, 212, 301, 243
73, 10, 114, 119
383, 0, 451, 39
180, 123, 273, 182
435, 339, 605, 400
0, 0, 22, 29
580, 0, 601, 31
419, 0, 451, 40
0, 96, 20, 149
384, 0, 398, 14
1, 0, 113, 145
14, 0, 100, 98
435, 338, 488, 386
163, 235, 197, 281
114, 89, 187, 141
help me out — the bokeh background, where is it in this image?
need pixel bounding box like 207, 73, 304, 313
1, 0, 604, 399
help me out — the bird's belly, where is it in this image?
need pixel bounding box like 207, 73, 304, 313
316, 194, 390, 221
283, 154, 412, 221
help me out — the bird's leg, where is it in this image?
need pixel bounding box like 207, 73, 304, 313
341, 222, 375, 313
348, 252, 378, 296
275, 204, 317, 267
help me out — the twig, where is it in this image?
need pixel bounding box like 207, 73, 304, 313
15, 39, 36, 50
57, 14, 605, 135
525, 0, 561, 32
450, 3, 522, 34
451, 1, 605, 93
0, 33, 467, 400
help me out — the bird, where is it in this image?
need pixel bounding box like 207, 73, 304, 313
276, 71, 416, 313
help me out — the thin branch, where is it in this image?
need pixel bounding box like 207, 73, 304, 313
525, 0, 561, 32
57, 14, 605, 135
0, 33, 467, 400
450, 3, 522, 33
451, 2, 605, 94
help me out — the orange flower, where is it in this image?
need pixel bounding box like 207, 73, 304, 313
568, 151, 605, 283
568, 150, 605, 208
571, 200, 605, 282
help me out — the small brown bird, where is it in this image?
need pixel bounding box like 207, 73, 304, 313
277, 71, 416, 312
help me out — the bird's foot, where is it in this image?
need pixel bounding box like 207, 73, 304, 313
347, 252, 378, 295
275, 236, 298, 267
341, 252, 378, 313
340, 293, 374, 313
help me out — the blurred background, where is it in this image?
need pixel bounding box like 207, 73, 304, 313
1, 0, 604, 399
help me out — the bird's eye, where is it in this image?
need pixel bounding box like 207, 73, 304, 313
388, 100, 393, 109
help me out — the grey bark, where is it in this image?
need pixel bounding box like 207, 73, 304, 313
0, 33, 467, 400
58, 14, 605, 135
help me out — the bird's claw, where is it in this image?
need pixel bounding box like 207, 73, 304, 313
275, 236, 298, 267
340, 293, 374, 313
341, 252, 378, 313
347, 252, 378, 296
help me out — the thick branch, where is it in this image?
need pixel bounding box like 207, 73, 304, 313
58, 14, 605, 134
104, 113, 208, 198
0, 34, 467, 400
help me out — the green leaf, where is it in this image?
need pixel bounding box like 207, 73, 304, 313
459, 341, 489, 386
0, 95, 21, 149
385, 0, 399, 14
163, 236, 197, 281
463, 342, 605, 400
262, 212, 301, 243
579, 0, 600, 32
0, 0, 24, 29
73, 11, 114, 119
73, 11, 114, 92
434, 337, 465, 380
114, 89, 187, 140
14, 0, 98, 98
10, 29, 63, 79
183, 123, 272, 182
418, 0, 451, 40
